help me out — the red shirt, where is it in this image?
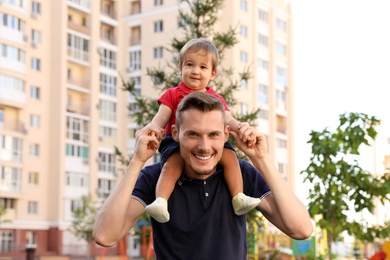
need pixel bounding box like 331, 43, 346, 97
158, 82, 229, 134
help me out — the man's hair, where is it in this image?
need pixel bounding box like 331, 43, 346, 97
175, 92, 226, 128
179, 38, 219, 72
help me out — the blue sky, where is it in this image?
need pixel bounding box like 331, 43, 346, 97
289, 0, 390, 201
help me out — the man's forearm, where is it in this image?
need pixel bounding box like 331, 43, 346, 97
93, 159, 145, 246
251, 155, 313, 239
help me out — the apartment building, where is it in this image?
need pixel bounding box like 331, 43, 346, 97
0, 0, 293, 256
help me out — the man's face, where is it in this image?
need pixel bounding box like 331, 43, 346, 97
172, 108, 229, 180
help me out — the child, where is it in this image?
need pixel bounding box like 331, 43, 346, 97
145, 38, 261, 223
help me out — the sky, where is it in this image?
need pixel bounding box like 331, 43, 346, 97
288, 0, 390, 202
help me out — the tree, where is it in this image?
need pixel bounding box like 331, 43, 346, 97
70, 195, 97, 258
301, 112, 390, 258
0, 205, 11, 226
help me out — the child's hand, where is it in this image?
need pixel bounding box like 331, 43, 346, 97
137, 123, 164, 150
237, 122, 256, 148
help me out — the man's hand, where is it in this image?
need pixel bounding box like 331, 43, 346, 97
230, 130, 268, 160
133, 123, 164, 163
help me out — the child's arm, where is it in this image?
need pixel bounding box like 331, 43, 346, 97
151, 104, 173, 129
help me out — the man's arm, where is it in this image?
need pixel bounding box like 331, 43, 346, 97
230, 131, 313, 240
93, 124, 164, 246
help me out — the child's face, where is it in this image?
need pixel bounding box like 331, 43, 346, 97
180, 50, 216, 91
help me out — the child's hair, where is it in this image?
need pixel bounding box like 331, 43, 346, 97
179, 38, 219, 72
175, 92, 226, 129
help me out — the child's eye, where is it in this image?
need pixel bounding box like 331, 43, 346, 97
201, 66, 207, 70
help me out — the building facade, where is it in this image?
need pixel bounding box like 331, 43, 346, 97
0, 0, 293, 256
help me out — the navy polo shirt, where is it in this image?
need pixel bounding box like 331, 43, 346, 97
132, 160, 271, 260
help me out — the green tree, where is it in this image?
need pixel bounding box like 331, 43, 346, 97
301, 112, 390, 258
70, 195, 97, 258
0, 205, 11, 226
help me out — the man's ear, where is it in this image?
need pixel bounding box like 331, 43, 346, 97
224, 125, 230, 142
172, 125, 179, 142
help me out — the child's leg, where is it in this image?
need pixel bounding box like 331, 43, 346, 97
221, 148, 261, 215
157, 151, 184, 200
220, 148, 243, 197
145, 151, 183, 223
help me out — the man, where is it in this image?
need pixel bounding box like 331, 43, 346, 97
93, 92, 313, 259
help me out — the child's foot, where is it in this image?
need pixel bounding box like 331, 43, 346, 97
232, 193, 261, 215
145, 197, 170, 223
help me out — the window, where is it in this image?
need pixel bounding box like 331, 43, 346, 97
154, 0, 163, 6
70, 199, 83, 212
66, 117, 89, 143
0, 109, 4, 128
258, 9, 268, 23
276, 18, 287, 31
258, 110, 269, 120
32, 29, 41, 45
99, 74, 117, 96
0, 198, 15, 210
240, 0, 247, 12
153, 20, 163, 33
28, 171, 39, 185
277, 139, 287, 149
99, 48, 116, 70
99, 126, 117, 139
277, 163, 287, 177
0, 166, 21, 192
240, 25, 247, 38
129, 76, 141, 97
30, 86, 40, 99
275, 66, 287, 87
99, 100, 117, 122
31, 58, 41, 71
257, 58, 268, 70
240, 79, 247, 89
240, 51, 247, 63
65, 144, 88, 159
129, 50, 141, 71
67, 33, 89, 62
0, 44, 25, 62
276, 42, 286, 55
29, 143, 39, 156
98, 152, 116, 173
28, 201, 38, 214
0, 231, 13, 252
31, 1, 41, 15
66, 171, 89, 187
98, 178, 115, 198
26, 232, 37, 248
258, 34, 268, 47
258, 84, 268, 103
30, 114, 40, 128
153, 47, 163, 59
241, 103, 248, 115
0, 74, 25, 94
12, 137, 23, 162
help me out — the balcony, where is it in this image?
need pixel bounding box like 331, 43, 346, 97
67, 46, 89, 64
67, 0, 91, 12
67, 21, 90, 35
0, 87, 26, 108
0, 121, 27, 135
67, 78, 90, 93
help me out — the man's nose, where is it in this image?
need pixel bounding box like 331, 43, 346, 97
197, 136, 210, 150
